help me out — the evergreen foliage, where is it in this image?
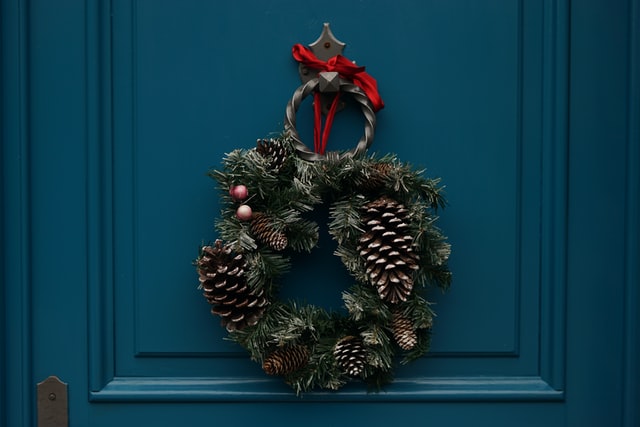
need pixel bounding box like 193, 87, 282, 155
198, 133, 451, 393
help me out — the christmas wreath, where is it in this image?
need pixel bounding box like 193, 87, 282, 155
196, 38, 451, 393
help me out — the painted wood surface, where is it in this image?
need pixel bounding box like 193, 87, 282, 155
2, 0, 638, 425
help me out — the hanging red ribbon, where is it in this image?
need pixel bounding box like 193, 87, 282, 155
292, 43, 384, 154
313, 91, 342, 154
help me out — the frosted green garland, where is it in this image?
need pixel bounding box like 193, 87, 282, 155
200, 133, 451, 393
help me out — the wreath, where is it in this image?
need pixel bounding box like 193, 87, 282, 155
196, 40, 451, 393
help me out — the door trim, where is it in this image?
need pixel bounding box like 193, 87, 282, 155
87, 0, 569, 402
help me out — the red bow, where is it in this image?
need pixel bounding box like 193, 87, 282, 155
292, 43, 384, 112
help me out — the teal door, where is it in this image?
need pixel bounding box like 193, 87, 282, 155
2, 0, 639, 426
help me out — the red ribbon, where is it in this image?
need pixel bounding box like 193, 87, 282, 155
292, 43, 384, 154
292, 44, 384, 112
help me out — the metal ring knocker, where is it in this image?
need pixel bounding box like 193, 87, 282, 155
284, 72, 377, 162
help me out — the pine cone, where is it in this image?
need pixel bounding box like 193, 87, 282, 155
251, 212, 288, 251
262, 345, 310, 376
392, 310, 418, 350
360, 162, 393, 191
197, 240, 269, 331
256, 138, 288, 172
334, 336, 367, 377
358, 197, 420, 304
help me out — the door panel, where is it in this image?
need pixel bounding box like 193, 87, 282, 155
90, 0, 561, 399
2, 0, 638, 425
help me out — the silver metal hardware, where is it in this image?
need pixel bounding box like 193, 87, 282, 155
298, 22, 346, 84
298, 23, 347, 115
37, 376, 68, 427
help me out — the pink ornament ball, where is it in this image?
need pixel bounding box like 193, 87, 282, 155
236, 204, 253, 221
230, 184, 249, 201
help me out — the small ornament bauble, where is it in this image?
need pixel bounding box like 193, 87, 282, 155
236, 204, 253, 221
230, 184, 249, 201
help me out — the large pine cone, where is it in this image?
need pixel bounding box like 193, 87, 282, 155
256, 138, 288, 172
334, 336, 367, 377
262, 345, 310, 376
251, 212, 288, 251
197, 240, 269, 331
392, 310, 418, 350
358, 197, 420, 304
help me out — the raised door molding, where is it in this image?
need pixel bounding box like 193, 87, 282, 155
87, 0, 569, 401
